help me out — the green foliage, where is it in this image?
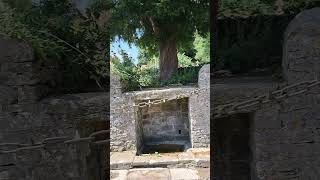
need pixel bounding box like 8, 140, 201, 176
137, 48, 159, 66
193, 32, 210, 64
136, 31, 210, 68
111, 53, 203, 91
0, 0, 110, 92
111, 51, 141, 91
283, 0, 320, 13
178, 53, 195, 67
137, 67, 160, 87
219, 0, 275, 18
111, 48, 204, 91
219, 0, 320, 18
111, 53, 160, 91
163, 69, 199, 86
110, 0, 209, 55
217, 0, 320, 77
216, 16, 290, 74
0, 1, 65, 61
111, 28, 209, 91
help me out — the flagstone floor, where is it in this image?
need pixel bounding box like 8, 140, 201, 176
111, 167, 210, 180
110, 148, 210, 179
110, 148, 210, 170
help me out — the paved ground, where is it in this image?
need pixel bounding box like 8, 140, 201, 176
110, 148, 210, 170
110, 167, 210, 180
110, 148, 210, 179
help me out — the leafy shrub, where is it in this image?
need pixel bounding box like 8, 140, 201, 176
216, 16, 291, 75
111, 50, 204, 91
163, 69, 199, 86
0, 0, 110, 93
137, 67, 160, 87
111, 51, 140, 91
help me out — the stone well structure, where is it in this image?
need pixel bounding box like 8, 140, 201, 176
110, 65, 210, 153
212, 7, 320, 180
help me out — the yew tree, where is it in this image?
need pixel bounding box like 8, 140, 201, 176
110, 0, 209, 81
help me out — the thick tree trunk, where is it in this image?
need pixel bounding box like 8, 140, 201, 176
159, 37, 178, 81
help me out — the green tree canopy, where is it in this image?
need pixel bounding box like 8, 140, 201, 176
219, 0, 320, 18
110, 0, 209, 80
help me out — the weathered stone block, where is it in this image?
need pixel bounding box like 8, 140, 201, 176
254, 106, 281, 129
0, 85, 18, 105
0, 35, 34, 63
283, 7, 320, 84
198, 64, 210, 88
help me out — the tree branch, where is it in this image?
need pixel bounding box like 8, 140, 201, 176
149, 17, 160, 35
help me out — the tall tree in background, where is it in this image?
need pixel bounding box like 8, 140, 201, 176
110, 0, 209, 81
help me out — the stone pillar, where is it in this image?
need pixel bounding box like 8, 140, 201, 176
282, 7, 320, 84
189, 64, 210, 147
198, 64, 210, 88
110, 74, 137, 152
110, 73, 122, 98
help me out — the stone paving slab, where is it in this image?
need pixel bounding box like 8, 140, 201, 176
186, 148, 210, 159
170, 168, 203, 180
110, 170, 129, 180
110, 168, 210, 180
132, 154, 151, 166
110, 151, 136, 169
127, 168, 171, 180
110, 148, 210, 170
149, 153, 180, 166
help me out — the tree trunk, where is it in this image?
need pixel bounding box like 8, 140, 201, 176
159, 37, 178, 81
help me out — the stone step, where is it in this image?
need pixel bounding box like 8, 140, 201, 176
110, 148, 210, 170
110, 167, 210, 180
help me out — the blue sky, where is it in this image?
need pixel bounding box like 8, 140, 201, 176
111, 39, 139, 64
111, 29, 144, 64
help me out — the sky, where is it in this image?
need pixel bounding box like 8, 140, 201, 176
111, 39, 139, 64
111, 29, 144, 64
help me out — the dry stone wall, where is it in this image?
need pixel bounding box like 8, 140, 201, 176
254, 8, 320, 179
252, 88, 320, 179
0, 36, 109, 180
213, 8, 320, 180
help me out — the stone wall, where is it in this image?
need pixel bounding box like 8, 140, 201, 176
251, 88, 320, 179
0, 36, 109, 180
110, 64, 210, 152
213, 8, 320, 180
190, 64, 210, 148
110, 75, 136, 152
138, 98, 190, 144
282, 7, 320, 84
253, 8, 320, 179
